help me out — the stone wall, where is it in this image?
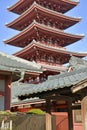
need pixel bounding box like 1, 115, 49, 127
0, 113, 56, 130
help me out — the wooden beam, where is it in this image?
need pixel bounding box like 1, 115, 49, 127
72, 104, 81, 110
45, 95, 72, 101
71, 79, 87, 93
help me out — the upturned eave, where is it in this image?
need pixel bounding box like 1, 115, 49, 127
4, 21, 85, 47
7, 0, 79, 15
6, 2, 81, 31
14, 41, 87, 61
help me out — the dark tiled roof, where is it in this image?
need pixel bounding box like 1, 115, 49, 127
12, 56, 87, 98
69, 56, 87, 69
0, 51, 42, 73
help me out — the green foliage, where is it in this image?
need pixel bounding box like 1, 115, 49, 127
27, 108, 46, 115
0, 110, 13, 115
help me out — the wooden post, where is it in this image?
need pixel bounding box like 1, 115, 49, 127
46, 98, 51, 114
46, 113, 52, 130
5, 75, 11, 110
67, 99, 73, 130
81, 96, 87, 130
45, 98, 52, 130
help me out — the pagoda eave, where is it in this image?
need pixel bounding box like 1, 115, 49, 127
14, 41, 87, 64
8, 0, 79, 15
6, 2, 81, 31
61, 0, 79, 5
4, 21, 84, 48
7, 0, 30, 14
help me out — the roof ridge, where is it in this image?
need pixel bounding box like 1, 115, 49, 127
69, 56, 87, 67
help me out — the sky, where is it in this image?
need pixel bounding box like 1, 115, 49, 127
0, 0, 87, 55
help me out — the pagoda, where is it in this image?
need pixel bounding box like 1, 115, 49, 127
4, 0, 87, 83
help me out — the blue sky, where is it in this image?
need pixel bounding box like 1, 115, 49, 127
0, 0, 87, 54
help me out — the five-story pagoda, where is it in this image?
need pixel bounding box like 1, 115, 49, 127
4, 0, 87, 83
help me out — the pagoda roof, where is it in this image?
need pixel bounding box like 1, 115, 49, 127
8, 0, 79, 15
4, 21, 84, 47
14, 40, 87, 60
0, 51, 42, 74
6, 2, 81, 31
12, 56, 87, 99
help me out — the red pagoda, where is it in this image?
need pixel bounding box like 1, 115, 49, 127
4, 0, 87, 83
